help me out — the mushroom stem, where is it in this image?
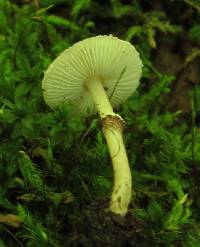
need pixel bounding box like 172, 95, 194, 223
85, 78, 132, 216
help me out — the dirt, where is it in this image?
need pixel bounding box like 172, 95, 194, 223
66, 199, 149, 247
155, 35, 200, 116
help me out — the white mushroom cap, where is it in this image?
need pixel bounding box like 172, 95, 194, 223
42, 35, 142, 116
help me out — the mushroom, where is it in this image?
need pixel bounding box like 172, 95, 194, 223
42, 35, 142, 216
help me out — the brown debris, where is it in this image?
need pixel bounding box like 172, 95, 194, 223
65, 199, 148, 247
0, 214, 22, 228
155, 35, 200, 115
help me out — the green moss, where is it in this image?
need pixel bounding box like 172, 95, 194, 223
0, 0, 200, 246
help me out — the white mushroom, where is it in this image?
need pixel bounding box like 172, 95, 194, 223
42, 35, 142, 216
